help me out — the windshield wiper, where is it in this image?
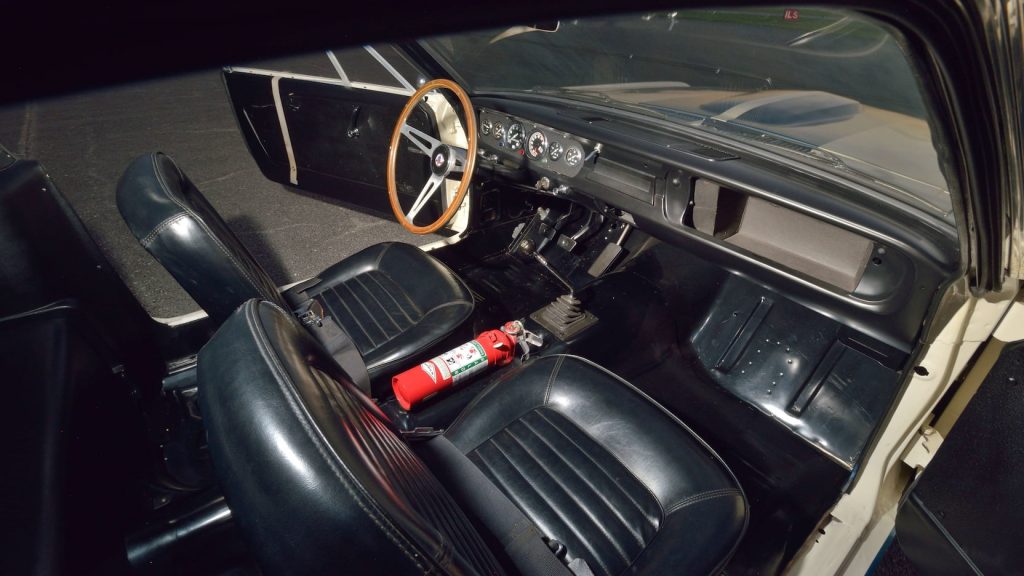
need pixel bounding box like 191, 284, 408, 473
630, 103, 847, 169
701, 117, 850, 171
637, 104, 706, 123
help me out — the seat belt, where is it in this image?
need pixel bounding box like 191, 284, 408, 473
416, 435, 595, 576
293, 298, 372, 395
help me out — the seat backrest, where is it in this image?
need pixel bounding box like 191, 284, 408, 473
117, 152, 286, 323
198, 299, 503, 576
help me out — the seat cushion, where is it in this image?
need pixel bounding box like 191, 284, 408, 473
287, 242, 473, 377
444, 355, 748, 576
201, 302, 745, 576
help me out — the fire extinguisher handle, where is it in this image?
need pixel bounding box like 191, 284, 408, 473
520, 328, 545, 361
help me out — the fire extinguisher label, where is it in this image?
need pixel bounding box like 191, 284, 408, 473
419, 361, 437, 383
435, 357, 451, 381
440, 340, 488, 384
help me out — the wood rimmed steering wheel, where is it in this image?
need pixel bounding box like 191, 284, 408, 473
386, 79, 477, 234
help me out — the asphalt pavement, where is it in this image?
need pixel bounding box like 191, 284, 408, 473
0, 70, 430, 319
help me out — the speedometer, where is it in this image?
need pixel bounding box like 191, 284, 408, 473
507, 122, 525, 151
526, 130, 547, 159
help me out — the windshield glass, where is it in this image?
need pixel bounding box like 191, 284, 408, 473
421, 7, 952, 220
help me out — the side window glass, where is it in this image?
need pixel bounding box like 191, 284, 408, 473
328, 45, 423, 90
246, 53, 339, 79
243, 45, 425, 91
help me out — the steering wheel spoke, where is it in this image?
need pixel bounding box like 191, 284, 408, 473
386, 79, 477, 235
400, 122, 441, 156
450, 146, 468, 172
407, 173, 446, 222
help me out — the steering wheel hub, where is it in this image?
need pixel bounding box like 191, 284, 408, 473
431, 145, 452, 176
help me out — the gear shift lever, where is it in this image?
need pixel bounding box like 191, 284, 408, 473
519, 240, 598, 341
531, 252, 575, 297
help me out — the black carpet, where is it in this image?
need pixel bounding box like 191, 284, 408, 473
874, 540, 921, 576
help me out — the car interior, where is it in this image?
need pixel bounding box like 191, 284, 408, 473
0, 6, 970, 576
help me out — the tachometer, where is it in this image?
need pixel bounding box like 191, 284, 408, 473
564, 146, 583, 167
548, 142, 564, 161
527, 130, 547, 159
507, 122, 525, 151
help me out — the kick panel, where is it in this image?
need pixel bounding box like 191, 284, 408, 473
691, 274, 905, 467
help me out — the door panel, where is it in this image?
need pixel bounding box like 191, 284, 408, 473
223, 50, 442, 221
280, 78, 434, 215
223, 72, 289, 184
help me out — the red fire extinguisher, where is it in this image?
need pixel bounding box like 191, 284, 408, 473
392, 328, 518, 410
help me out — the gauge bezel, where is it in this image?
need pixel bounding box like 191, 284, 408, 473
507, 122, 525, 151
564, 145, 583, 167
526, 130, 547, 160
548, 141, 564, 161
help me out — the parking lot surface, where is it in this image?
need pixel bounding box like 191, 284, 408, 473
0, 70, 428, 318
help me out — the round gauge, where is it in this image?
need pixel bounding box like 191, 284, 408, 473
493, 122, 505, 142
564, 146, 583, 167
548, 142, 564, 161
526, 130, 547, 159
507, 122, 525, 151
481, 119, 493, 136
505, 122, 524, 150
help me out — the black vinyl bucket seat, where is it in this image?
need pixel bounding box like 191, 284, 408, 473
199, 300, 748, 576
116, 153, 472, 390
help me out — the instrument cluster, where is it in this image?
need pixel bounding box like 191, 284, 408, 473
477, 109, 586, 178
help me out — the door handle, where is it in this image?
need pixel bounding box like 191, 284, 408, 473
347, 106, 361, 138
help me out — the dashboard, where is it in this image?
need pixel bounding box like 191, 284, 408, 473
472, 98, 960, 351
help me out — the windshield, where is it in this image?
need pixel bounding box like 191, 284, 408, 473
421, 7, 952, 220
